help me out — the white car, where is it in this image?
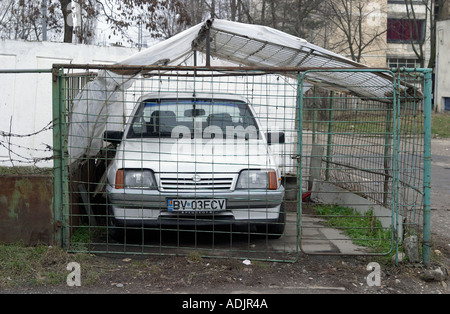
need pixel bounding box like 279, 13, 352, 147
104, 93, 285, 239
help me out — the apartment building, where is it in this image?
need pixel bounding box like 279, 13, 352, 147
249, 0, 433, 68
249, 1, 450, 109
385, 0, 432, 69
322, 0, 433, 68
435, 18, 450, 112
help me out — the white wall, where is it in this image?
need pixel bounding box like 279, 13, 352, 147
0, 39, 138, 167
435, 20, 450, 112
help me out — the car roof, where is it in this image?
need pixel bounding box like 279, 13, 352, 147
138, 92, 248, 103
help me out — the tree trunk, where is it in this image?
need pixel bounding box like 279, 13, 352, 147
210, 0, 216, 18
59, 0, 73, 43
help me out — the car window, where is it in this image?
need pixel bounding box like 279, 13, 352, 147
127, 98, 260, 139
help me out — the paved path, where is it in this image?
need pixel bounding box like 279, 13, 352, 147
430, 139, 450, 242
299, 215, 369, 254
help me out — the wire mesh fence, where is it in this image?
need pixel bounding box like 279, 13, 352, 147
299, 69, 429, 258
49, 65, 431, 263
55, 65, 301, 262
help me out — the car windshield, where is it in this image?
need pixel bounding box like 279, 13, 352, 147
127, 98, 260, 139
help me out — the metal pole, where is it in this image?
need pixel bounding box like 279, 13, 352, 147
206, 25, 211, 67
0, 69, 52, 74
383, 107, 393, 207
297, 72, 304, 260
325, 91, 334, 181
312, 86, 317, 144
52, 67, 63, 247
422, 69, 433, 266
392, 73, 400, 264
41, 0, 48, 41
52, 66, 69, 249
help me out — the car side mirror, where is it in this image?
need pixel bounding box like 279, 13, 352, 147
267, 132, 285, 145
103, 130, 124, 144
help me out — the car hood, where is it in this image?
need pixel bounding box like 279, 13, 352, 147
116, 138, 275, 173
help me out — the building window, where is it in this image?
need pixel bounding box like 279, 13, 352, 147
387, 18, 425, 43
387, 57, 419, 68
445, 98, 450, 111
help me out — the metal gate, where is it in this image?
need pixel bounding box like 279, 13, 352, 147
53, 65, 303, 262
297, 68, 431, 261
51, 65, 431, 263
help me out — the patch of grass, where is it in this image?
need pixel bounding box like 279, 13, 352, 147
0, 243, 98, 289
69, 225, 107, 252
0, 244, 68, 288
303, 111, 426, 136
70, 226, 93, 252
432, 112, 450, 138
187, 251, 204, 263
314, 204, 393, 254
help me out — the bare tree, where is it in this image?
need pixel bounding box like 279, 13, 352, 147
93, 0, 191, 44
279, 0, 324, 39
0, 0, 193, 45
234, 0, 325, 43
0, 0, 62, 41
320, 0, 387, 63
58, 0, 73, 42
0, 0, 98, 43
402, 0, 440, 68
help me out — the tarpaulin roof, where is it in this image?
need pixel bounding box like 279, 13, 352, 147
68, 19, 399, 163
115, 19, 396, 99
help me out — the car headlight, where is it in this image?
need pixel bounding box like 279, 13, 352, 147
115, 169, 157, 189
236, 170, 278, 190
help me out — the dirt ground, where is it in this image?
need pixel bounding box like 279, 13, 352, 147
2, 139, 450, 296
1, 244, 449, 295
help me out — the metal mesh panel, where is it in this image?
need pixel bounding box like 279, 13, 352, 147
299, 69, 426, 258
59, 67, 300, 262
51, 65, 430, 262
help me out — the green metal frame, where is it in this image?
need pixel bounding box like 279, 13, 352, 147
52, 67, 69, 248
422, 69, 433, 266
298, 68, 397, 257
296, 68, 432, 264
50, 65, 432, 264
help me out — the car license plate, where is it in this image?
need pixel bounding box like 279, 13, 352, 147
167, 199, 226, 212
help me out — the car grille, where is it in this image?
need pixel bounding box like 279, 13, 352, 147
159, 173, 234, 191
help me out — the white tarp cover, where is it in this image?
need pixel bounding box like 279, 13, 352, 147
68, 19, 395, 163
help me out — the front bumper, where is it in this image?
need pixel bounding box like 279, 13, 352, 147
107, 186, 285, 227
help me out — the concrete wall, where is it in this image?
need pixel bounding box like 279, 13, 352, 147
435, 20, 450, 112
0, 39, 138, 167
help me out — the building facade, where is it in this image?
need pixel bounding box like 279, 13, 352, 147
249, 0, 433, 68
435, 19, 450, 112
323, 0, 433, 68
385, 0, 432, 69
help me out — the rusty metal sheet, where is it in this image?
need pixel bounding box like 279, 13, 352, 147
0, 176, 53, 245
